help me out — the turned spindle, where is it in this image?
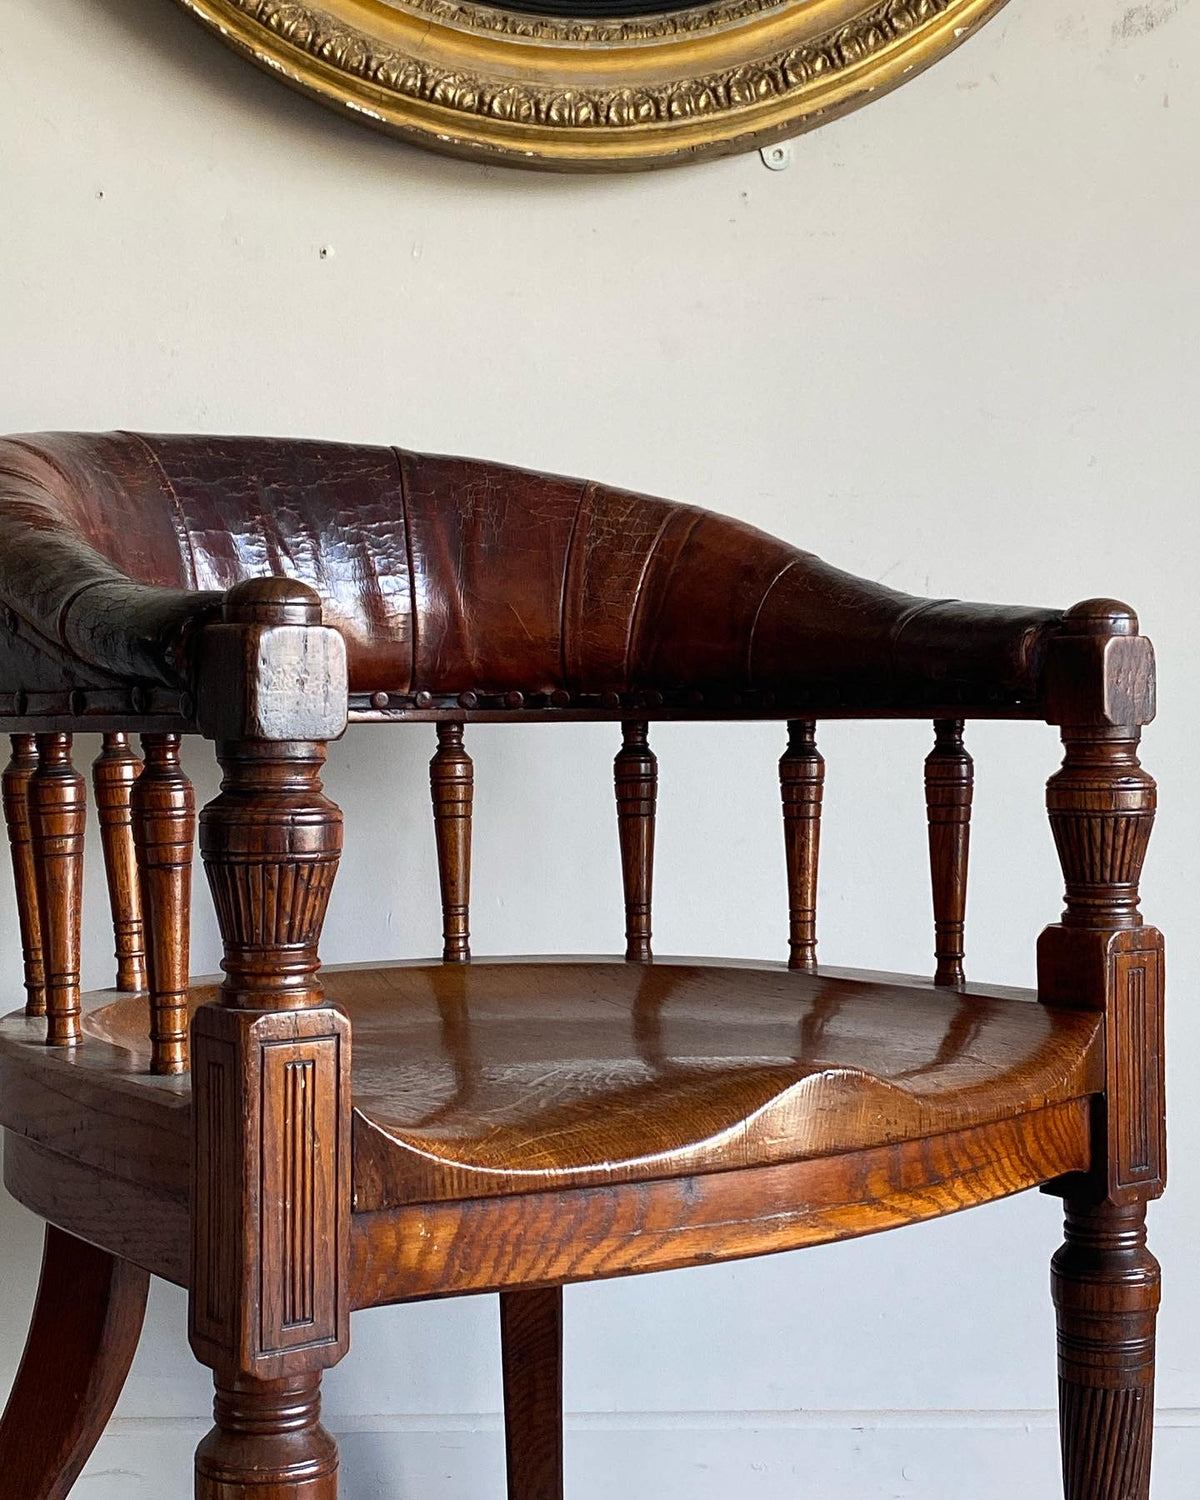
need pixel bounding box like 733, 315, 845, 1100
925, 718, 973, 986
132, 734, 195, 1074
614, 720, 656, 962
430, 721, 473, 962
779, 720, 824, 971
93, 732, 147, 993
28, 733, 85, 1046
3, 734, 46, 1014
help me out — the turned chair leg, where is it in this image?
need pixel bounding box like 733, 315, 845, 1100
500, 1288, 564, 1500
194, 1373, 339, 1499
1053, 1201, 1160, 1500
0, 1225, 149, 1500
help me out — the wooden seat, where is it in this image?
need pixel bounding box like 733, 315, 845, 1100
28, 958, 1105, 1209
0, 433, 1166, 1500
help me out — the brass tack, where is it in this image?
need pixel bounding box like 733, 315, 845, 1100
505, 690, 525, 709
415, 691, 433, 709
550, 689, 571, 708
458, 691, 479, 709
371, 691, 390, 710
601, 690, 620, 709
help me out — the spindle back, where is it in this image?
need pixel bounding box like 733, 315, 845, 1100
0, 434, 1157, 1075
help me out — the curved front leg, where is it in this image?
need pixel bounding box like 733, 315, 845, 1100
0, 1225, 149, 1499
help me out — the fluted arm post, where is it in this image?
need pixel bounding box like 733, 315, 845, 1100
1039, 600, 1162, 1500
189, 579, 349, 1500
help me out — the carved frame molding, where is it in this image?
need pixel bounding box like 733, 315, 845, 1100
173, 0, 1012, 169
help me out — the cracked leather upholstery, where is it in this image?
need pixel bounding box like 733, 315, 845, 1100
0, 432, 1063, 705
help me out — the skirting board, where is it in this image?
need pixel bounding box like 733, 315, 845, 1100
76, 1412, 1198, 1497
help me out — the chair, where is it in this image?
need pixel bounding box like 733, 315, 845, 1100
0, 431, 1164, 1499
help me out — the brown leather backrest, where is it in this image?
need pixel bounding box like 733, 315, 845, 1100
0, 432, 1062, 705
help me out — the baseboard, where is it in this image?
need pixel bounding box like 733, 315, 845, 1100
77, 1410, 1200, 1497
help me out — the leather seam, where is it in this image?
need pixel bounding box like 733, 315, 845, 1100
392, 446, 418, 694
624, 507, 698, 691
558, 480, 591, 690
121, 432, 199, 590
747, 556, 801, 689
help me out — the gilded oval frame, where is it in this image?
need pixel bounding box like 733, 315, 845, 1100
174, 0, 1012, 170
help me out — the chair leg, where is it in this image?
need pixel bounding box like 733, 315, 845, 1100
194, 1372, 338, 1499
0, 1224, 149, 1499
1052, 1200, 1160, 1500
500, 1287, 564, 1500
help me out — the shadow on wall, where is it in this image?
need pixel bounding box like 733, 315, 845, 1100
85, 0, 646, 197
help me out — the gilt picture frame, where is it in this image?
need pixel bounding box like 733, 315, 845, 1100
174, 0, 1012, 171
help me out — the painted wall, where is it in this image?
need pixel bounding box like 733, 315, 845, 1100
1, 0, 1197, 1493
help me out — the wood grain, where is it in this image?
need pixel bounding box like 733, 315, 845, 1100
1039, 601, 1164, 1500
3, 734, 46, 1014
70, 958, 1102, 1210
194, 1373, 339, 1500
501, 1287, 564, 1500
131, 732, 195, 1073
1053, 1201, 1159, 1500
29, 733, 85, 1046
430, 720, 472, 962
614, 720, 656, 961
779, 718, 823, 971
2, 1132, 188, 1285
92, 731, 147, 993
350, 1100, 1093, 1305
0, 1224, 149, 1500
924, 718, 972, 986
0, 441, 1169, 1500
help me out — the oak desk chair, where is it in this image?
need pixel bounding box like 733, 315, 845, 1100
0, 433, 1163, 1500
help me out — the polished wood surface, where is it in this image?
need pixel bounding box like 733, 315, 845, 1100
3, 734, 45, 1014
0, 1225, 149, 1500
1037, 600, 1165, 1499
76, 957, 1102, 1210
92, 731, 147, 994
924, 718, 972, 986
614, 720, 656, 961
1053, 1201, 1159, 1500
351, 1101, 1093, 1305
190, 591, 351, 1492
28, 733, 85, 1046
131, 732, 194, 1073
779, 719, 823, 971
501, 1288, 564, 1500
430, 721, 473, 962
0, 435, 1166, 1499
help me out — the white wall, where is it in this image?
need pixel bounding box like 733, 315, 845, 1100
1, 1, 1197, 1493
